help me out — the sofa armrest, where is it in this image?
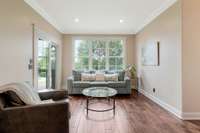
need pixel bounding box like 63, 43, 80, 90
68, 76, 74, 81
0, 101, 69, 133
124, 76, 130, 81
67, 76, 74, 94
124, 76, 131, 89
38, 89, 68, 101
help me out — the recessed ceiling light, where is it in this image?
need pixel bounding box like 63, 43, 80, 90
120, 19, 124, 23
74, 18, 79, 23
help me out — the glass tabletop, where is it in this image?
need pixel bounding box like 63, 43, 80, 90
82, 87, 117, 98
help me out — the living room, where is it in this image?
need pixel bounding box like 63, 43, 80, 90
1, 0, 200, 133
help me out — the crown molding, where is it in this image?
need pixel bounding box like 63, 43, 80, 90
135, 0, 178, 34
24, 0, 64, 33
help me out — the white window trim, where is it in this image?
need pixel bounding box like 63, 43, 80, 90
72, 36, 127, 71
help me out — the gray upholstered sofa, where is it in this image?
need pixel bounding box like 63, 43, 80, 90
67, 70, 131, 95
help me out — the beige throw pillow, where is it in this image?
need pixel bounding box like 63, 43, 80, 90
95, 73, 105, 81
81, 73, 96, 81
104, 74, 118, 82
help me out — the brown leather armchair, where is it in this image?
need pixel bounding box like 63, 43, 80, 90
0, 90, 69, 133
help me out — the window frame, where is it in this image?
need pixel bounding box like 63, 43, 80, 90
72, 36, 127, 71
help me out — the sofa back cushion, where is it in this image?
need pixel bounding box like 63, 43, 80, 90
117, 71, 125, 81
73, 70, 82, 81
73, 70, 125, 81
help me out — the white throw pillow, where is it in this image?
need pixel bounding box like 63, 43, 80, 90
104, 74, 118, 82
95, 73, 105, 81
81, 73, 96, 81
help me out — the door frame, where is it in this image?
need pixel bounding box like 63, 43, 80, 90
32, 25, 58, 89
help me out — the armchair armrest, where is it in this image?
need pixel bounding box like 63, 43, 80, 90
38, 89, 68, 101
0, 101, 69, 133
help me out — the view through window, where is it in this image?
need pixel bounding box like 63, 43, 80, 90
74, 38, 125, 71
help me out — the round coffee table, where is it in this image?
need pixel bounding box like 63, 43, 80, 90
82, 87, 117, 115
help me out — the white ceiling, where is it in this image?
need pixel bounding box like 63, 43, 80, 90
24, 0, 177, 34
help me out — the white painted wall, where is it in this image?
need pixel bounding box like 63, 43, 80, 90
136, 1, 182, 113
182, 0, 200, 114
0, 0, 62, 89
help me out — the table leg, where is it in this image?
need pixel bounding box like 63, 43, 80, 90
113, 98, 115, 115
108, 97, 111, 103
86, 97, 89, 115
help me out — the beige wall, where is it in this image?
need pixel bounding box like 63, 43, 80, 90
0, 0, 62, 88
62, 34, 136, 88
136, 1, 182, 111
182, 0, 200, 112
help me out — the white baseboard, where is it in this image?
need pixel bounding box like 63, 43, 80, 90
182, 113, 200, 120
138, 89, 182, 119
138, 89, 200, 120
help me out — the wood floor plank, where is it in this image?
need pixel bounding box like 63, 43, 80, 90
69, 91, 200, 133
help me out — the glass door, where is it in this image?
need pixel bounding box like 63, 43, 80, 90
37, 38, 49, 89
37, 39, 57, 89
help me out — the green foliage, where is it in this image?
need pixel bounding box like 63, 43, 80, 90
129, 65, 137, 79
39, 71, 46, 77
75, 39, 124, 70
38, 47, 49, 77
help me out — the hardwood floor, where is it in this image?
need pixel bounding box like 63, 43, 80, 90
69, 91, 200, 133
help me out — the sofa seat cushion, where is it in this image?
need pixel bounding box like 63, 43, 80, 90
73, 81, 91, 88
108, 81, 126, 88
90, 82, 109, 87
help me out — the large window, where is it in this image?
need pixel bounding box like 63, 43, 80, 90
74, 38, 125, 71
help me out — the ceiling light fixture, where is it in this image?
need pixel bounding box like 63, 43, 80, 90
74, 18, 79, 23
120, 19, 124, 23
